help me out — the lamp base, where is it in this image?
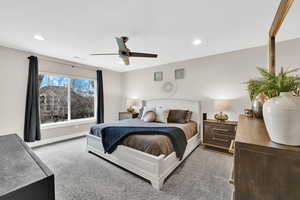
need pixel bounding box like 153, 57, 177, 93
214, 112, 229, 121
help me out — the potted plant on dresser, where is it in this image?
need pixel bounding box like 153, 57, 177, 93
246, 67, 300, 146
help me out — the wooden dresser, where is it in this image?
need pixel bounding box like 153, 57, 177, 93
232, 115, 300, 200
203, 119, 237, 151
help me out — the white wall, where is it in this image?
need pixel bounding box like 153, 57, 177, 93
0, 46, 122, 139
122, 38, 300, 121
1, 38, 299, 139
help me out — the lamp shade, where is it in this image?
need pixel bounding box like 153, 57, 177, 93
126, 99, 139, 107
214, 99, 231, 112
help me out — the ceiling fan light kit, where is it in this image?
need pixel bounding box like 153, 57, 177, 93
91, 36, 158, 65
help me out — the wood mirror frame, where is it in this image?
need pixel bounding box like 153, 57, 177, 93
268, 0, 294, 75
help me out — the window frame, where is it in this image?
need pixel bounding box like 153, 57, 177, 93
39, 72, 97, 129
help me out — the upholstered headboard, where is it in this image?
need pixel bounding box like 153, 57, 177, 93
142, 98, 202, 134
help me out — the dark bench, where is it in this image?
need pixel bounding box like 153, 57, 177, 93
0, 134, 55, 200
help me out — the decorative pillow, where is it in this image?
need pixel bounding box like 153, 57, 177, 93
167, 109, 189, 124
141, 106, 155, 118
185, 111, 193, 122
155, 107, 169, 123
142, 111, 156, 122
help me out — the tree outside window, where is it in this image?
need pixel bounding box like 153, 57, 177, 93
39, 74, 96, 124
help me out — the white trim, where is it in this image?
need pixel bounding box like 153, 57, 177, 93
41, 118, 96, 130
67, 77, 71, 121
28, 132, 87, 149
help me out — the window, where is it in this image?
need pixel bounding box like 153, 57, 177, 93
70, 79, 95, 120
39, 74, 96, 125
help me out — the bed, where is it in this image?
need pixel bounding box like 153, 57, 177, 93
86, 99, 202, 190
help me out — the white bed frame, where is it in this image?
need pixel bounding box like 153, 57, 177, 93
86, 99, 202, 190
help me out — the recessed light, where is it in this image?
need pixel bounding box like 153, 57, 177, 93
73, 56, 80, 59
192, 39, 202, 46
33, 35, 45, 41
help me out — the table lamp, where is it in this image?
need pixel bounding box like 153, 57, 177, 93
126, 99, 139, 113
214, 99, 231, 121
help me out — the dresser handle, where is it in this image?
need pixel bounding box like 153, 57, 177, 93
229, 140, 235, 153
212, 137, 228, 142
214, 128, 229, 132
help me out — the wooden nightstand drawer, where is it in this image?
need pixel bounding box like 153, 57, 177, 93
204, 134, 232, 149
119, 112, 139, 120
208, 124, 235, 136
203, 119, 237, 151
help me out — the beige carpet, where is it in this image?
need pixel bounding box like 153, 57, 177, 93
34, 137, 233, 200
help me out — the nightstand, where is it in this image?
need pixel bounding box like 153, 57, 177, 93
119, 112, 139, 120
203, 119, 237, 152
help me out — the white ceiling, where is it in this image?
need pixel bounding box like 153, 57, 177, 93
0, 0, 299, 72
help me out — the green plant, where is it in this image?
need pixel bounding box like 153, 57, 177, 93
127, 106, 135, 113
246, 67, 300, 101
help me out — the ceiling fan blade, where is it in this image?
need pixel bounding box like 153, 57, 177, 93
90, 53, 119, 56
130, 52, 158, 58
115, 37, 128, 52
121, 56, 130, 65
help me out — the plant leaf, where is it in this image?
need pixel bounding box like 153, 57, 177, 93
245, 66, 300, 99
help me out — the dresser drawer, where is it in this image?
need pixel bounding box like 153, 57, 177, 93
119, 112, 139, 120
204, 134, 233, 148
207, 123, 235, 135
203, 120, 237, 150
119, 112, 132, 120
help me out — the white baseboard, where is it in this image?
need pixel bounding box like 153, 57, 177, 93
28, 132, 87, 149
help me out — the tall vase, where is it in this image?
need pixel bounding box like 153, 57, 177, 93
263, 92, 300, 146
252, 93, 269, 118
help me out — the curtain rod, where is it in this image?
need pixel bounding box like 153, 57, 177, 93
32, 54, 100, 72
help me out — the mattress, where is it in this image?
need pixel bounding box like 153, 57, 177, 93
90, 119, 198, 157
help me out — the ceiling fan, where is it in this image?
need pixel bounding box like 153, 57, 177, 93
90, 36, 158, 65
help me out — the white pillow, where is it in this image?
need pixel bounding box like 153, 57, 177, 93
142, 111, 156, 122
141, 106, 155, 118
155, 107, 169, 123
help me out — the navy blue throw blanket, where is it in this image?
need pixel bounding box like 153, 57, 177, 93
101, 126, 187, 160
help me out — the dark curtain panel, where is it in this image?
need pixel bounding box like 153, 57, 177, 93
97, 70, 104, 124
24, 56, 41, 142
